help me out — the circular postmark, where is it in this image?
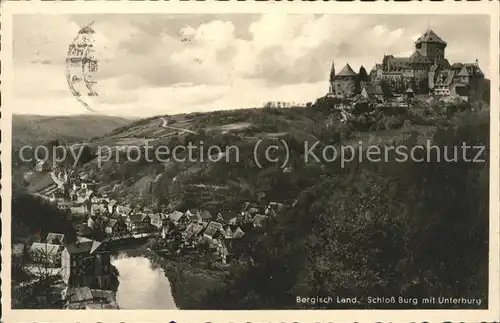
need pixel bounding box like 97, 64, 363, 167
65, 21, 99, 112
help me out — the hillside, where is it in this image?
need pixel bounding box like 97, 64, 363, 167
16, 98, 490, 309
22, 99, 489, 207
12, 114, 135, 147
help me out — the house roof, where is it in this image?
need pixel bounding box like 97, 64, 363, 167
187, 212, 202, 222
409, 51, 421, 59
91, 204, 107, 213
46, 233, 65, 244
253, 214, 268, 226
336, 63, 357, 77
168, 210, 184, 222
183, 223, 205, 239
65, 239, 101, 255
187, 208, 200, 215
415, 29, 446, 45
66, 287, 94, 303
105, 218, 119, 228
409, 51, 432, 64
232, 227, 245, 239
76, 224, 93, 236
241, 201, 257, 212
117, 205, 132, 215
204, 221, 223, 237
129, 213, 150, 223
457, 65, 470, 77
224, 225, 245, 239
200, 210, 213, 220
464, 63, 483, 76
30, 242, 60, 256
150, 213, 166, 222
266, 202, 284, 216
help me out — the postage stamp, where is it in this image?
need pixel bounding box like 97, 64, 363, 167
1, 1, 499, 322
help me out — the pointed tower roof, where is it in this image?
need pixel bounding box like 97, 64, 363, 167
329, 60, 336, 82
457, 65, 470, 77
415, 29, 446, 45
337, 63, 357, 77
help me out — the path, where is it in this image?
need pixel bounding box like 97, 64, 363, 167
160, 117, 197, 134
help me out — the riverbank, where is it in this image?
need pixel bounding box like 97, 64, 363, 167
146, 250, 225, 309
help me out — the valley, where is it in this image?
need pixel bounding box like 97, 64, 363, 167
11, 97, 490, 309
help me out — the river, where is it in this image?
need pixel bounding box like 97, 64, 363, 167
111, 251, 178, 309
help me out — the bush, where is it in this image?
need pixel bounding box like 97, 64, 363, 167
384, 115, 404, 130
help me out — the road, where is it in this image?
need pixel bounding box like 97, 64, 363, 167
160, 117, 197, 134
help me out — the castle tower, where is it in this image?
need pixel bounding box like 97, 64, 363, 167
329, 60, 336, 93
456, 65, 470, 85
333, 63, 357, 98
415, 29, 447, 61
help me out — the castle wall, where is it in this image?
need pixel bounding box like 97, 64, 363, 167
333, 78, 356, 97
417, 42, 445, 61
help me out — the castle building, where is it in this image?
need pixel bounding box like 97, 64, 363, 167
372, 29, 450, 83
329, 62, 357, 97
328, 29, 485, 101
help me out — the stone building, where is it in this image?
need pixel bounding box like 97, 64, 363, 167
366, 28, 484, 98
329, 62, 357, 98
372, 29, 450, 84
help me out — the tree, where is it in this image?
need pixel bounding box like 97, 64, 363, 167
355, 66, 369, 94
12, 193, 77, 244
75, 144, 95, 165
380, 80, 393, 98
196, 112, 489, 310
13, 245, 64, 309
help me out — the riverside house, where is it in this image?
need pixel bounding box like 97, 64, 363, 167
116, 204, 133, 217
186, 209, 203, 224
61, 237, 113, 290
103, 217, 127, 235
126, 213, 152, 233
203, 221, 224, 239
30, 242, 62, 267
182, 223, 205, 241
150, 213, 168, 229
169, 210, 190, 228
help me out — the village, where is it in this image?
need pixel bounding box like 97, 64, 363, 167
21, 164, 288, 309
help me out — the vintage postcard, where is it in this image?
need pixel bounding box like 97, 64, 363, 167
1, 1, 499, 322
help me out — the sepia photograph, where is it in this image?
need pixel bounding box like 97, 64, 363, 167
1, 1, 499, 322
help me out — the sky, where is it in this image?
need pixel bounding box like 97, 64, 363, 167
12, 14, 490, 118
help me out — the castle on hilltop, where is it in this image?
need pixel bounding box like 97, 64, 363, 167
328, 29, 485, 102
